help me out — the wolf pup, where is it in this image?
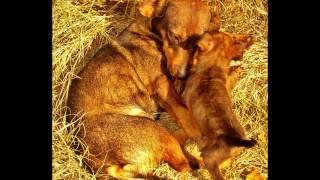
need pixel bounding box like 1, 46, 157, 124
176, 31, 256, 180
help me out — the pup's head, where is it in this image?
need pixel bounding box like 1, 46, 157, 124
139, 0, 221, 78
193, 31, 255, 69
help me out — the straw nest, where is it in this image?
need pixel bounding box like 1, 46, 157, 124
52, 0, 268, 179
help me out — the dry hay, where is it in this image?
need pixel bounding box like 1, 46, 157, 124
52, 0, 268, 179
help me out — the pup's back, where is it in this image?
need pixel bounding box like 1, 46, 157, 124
181, 31, 256, 180
183, 31, 256, 141
183, 66, 245, 140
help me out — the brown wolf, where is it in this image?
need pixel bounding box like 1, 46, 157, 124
68, 0, 219, 178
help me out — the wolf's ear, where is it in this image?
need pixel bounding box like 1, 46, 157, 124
228, 34, 255, 60
196, 33, 215, 53
138, 0, 167, 18
208, 3, 221, 31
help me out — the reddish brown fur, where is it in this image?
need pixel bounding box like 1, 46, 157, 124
68, 0, 218, 178
82, 114, 191, 179
176, 31, 255, 180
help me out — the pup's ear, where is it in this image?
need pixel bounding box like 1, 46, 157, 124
208, 4, 221, 31
196, 33, 215, 52
138, 0, 167, 18
229, 34, 255, 60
